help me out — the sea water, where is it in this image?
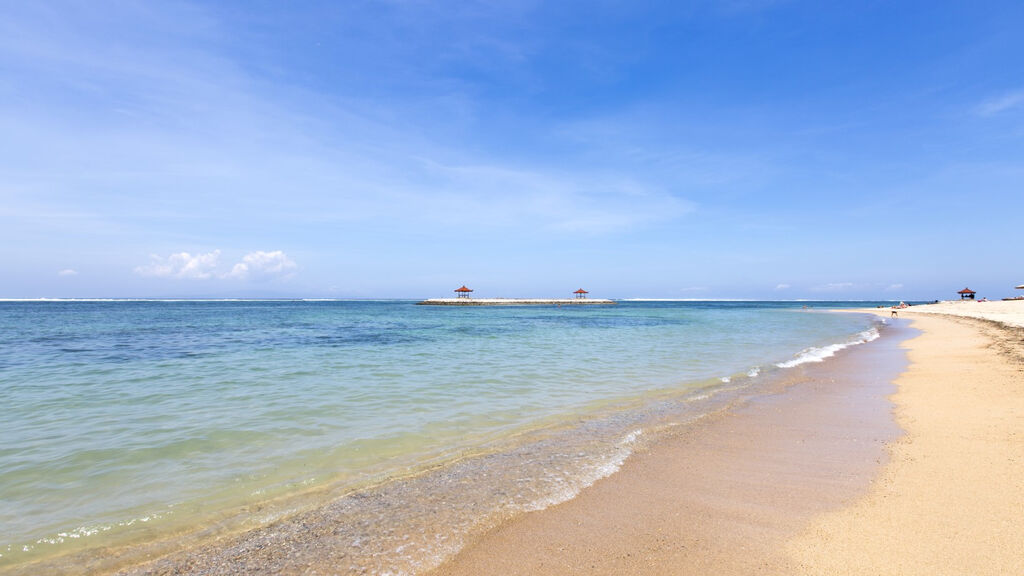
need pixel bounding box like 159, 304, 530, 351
0, 300, 890, 572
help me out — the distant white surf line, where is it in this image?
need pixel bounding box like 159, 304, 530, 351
775, 327, 881, 369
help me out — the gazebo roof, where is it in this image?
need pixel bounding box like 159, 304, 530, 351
574, 288, 589, 294
958, 287, 976, 294
454, 285, 473, 293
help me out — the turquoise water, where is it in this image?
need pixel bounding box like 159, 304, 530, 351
0, 300, 888, 570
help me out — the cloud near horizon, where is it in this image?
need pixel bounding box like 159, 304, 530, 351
225, 251, 298, 281
135, 250, 296, 281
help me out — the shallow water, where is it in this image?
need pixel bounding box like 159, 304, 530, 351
0, 300, 892, 571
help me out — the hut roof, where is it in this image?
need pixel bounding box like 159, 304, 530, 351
454, 285, 473, 293
574, 288, 589, 294
958, 287, 976, 294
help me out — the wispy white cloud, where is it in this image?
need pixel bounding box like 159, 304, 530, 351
399, 160, 695, 234
974, 89, 1024, 117
226, 251, 298, 281
57, 269, 78, 276
774, 283, 790, 290
551, 108, 775, 191
0, 1, 699, 250
886, 283, 904, 291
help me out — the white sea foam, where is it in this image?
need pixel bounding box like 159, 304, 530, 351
620, 429, 643, 446
29, 512, 165, 550
775, 327, 880, 368
519, 429, 643, 514
720, 376, 731, 383
747, 366, 761, 378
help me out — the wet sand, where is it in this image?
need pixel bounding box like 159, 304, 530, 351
787, 311, 1024, 575
429, 318, 911, 575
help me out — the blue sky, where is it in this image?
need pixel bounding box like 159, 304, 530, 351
2, 1, 1022, 299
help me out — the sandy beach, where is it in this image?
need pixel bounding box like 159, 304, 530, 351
430, 302, 1024, 575
890, 298, 1024, 328
788, 302, 1024, 575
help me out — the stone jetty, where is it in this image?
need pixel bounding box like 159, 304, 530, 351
416, 298, 616, 306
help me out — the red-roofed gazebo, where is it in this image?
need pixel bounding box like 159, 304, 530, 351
958, 287, 976, 300
574, 288, 589, 299
454, 285, 473, 299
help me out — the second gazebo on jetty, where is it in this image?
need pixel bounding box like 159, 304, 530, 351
574, 289, 589, 299
454, 285, 473, 299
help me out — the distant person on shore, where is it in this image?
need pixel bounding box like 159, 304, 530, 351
891, 309, 898, 318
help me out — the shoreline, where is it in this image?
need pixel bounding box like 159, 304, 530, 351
787, 306, 1024, 574
427, 314, 913, 575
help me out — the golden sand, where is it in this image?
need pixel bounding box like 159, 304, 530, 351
895, 298, 1024, 327
787, 309, 1024, 575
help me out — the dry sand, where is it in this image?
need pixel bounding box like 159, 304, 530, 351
432, 304, 1024, 576
896, 298, 1024, 328
788, 306, 1024, 575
